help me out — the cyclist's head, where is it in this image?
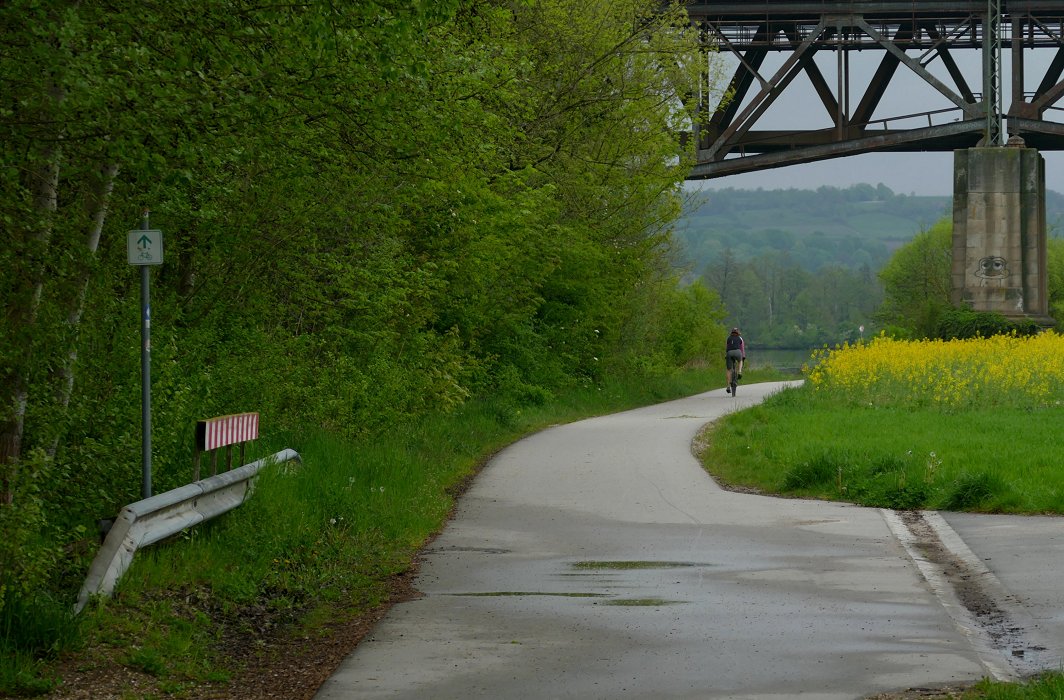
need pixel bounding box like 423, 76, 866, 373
731, 327, 740, 334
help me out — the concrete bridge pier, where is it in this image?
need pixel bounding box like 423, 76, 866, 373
951, 145, 1054, 324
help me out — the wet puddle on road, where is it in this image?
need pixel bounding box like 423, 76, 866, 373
599, 598, 687, 606
447, 591, 607, 598
570, 560, 711, 570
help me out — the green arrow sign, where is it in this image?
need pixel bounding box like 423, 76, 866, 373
127, 229, 163, 266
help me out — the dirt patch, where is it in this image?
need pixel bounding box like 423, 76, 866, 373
896, 509, 1052, 671
863, 684, 977, 699
899, 511, 1009, 634
36, 566, 420, 700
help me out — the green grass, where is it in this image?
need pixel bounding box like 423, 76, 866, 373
955, 673, 1064, 699
0, 592, 79, 697
702, 383, 1064, 514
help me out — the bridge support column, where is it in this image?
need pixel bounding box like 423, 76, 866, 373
951, 146, 1053, 323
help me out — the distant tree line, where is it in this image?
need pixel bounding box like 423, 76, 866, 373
698, 250, 882, 348
680, 184, 1064, 347
695, 214, 1064, 348
695, 183, 952, 219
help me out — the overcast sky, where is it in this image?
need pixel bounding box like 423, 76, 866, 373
689, 44, 1064, 196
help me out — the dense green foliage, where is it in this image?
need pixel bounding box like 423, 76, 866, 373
697, 249, 881, 347
933, 308, 1043, 340
876, 217, 954, 336
1, 0, 729, 680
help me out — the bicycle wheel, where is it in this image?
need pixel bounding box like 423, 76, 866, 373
730, 380, 737, 396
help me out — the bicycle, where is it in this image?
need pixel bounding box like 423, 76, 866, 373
726, 354, 743, 396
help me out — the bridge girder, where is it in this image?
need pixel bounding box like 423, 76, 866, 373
687, 0, 1064, 179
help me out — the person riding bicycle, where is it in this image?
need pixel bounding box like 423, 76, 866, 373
725, 327, 745, 394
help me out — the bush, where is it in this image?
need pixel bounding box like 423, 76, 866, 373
934, 308, 1042, 340
878, 325, 912, 340
0, 451, 64, 617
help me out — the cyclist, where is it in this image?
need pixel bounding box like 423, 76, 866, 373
725, 327, 745, 394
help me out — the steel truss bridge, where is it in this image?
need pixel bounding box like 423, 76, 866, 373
687, 1, 1064, 179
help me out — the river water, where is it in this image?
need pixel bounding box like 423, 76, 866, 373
745, 348, 816, 374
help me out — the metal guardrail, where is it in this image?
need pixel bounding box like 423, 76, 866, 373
75, 448, 301, 613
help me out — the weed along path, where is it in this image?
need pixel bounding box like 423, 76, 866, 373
314, 381, 1062, 700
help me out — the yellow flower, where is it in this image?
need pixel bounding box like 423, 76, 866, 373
807, 332, 1064, 409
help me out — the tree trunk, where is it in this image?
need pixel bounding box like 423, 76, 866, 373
47, 163, 119, 458
1, 144, 61, 504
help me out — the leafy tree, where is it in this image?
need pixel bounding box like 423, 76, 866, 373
1046, 238, 1064, 327
876, 217, 1063, 337
796, 266, 881, 337
2, 0, 728, 627
876, 218, 953, 336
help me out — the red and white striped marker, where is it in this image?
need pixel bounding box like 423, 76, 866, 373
197, 412, 259, 451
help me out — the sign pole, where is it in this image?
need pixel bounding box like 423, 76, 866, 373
139, 210, 153, 498
127, 214, 163, 498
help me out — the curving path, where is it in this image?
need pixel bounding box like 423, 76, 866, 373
315, 381, 1064, 700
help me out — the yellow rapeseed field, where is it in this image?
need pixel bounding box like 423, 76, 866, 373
805, 332, 1064, 408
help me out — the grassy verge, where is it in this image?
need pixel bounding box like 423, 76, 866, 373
705, 388, 1064, 513
6, 366, 752, 698
956, 673, 1064, 699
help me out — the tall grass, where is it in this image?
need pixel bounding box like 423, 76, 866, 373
0, 592, 73, 696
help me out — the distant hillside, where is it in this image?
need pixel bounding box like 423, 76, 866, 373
673, 184, 1064, 275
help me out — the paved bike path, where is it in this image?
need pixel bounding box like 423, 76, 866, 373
315, 381, 1061, 699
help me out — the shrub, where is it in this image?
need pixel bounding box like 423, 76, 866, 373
934, 308, 1042, 340
0, 451, 63, 617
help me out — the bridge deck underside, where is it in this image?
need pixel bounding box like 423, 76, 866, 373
688, 1, 1064, 179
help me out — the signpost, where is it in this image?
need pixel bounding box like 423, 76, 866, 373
127, 228, 163, 265
128, 212, 163, 498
